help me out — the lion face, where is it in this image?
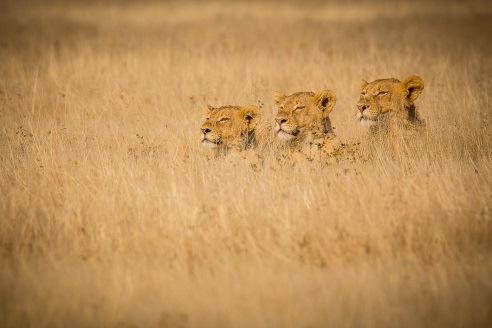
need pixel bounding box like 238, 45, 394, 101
273, 90, 336, 142
200, 105, 260, 150
356, 76, 424, 127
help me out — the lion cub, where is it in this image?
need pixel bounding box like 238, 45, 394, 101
200, 105, 262, 166
273, 90, 340, 160
357, 75, 425, 135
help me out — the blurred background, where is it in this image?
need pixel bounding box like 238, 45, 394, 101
1, 1, 491, 327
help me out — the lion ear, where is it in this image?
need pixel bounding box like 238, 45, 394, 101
203, 104, 214, 117
402, 75, 424, 101
273, 91, 286, 106
240, 106, 261, 129
360, 80, 368, 90
314, 90, 337, 113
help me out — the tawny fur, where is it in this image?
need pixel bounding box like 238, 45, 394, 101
273, 90, 340, 160
200, 105, 261, 152
356, 76, 425, 136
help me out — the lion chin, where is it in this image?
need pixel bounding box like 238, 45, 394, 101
276, 129, 296, 142
201, 138, 219, 149
357, 111, 378, 127
358, 117, 377, 127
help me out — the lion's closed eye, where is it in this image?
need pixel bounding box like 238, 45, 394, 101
218, 117, 230, 123
376, 91, 389, 96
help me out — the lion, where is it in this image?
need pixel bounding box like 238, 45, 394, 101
273, 90, 341, 160
200, 104, 261, 153
356, 75, 425, 133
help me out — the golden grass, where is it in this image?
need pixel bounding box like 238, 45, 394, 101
1, 1, 492, 327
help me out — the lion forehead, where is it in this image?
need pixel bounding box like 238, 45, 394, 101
280, 92, 315, 110
363, 79, 401, 94
285, 92, 315, 102
208, 106, 241, 118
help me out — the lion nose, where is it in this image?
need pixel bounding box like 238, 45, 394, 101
358, 104, 369, 113
201, 128, 211, 134
276, 118, 287, 125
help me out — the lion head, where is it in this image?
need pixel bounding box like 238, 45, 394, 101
200, 105, 261, 150
273, 90, 337, 143
356, 75, 424, 128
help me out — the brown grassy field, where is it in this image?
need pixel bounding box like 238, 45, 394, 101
1, 1, 492, 327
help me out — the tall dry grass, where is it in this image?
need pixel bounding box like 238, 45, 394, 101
1, 1, 491, 327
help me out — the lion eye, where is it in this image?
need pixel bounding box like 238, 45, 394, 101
377, 91, 388, 96
294, 106, 305, 112
218, 117, 230, 123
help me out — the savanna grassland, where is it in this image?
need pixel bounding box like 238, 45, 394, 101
1, 0, 492, 327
